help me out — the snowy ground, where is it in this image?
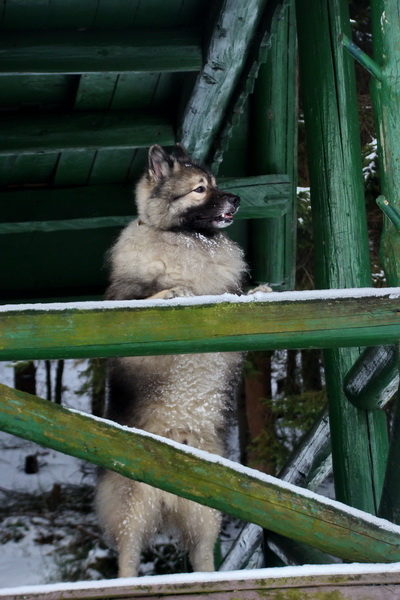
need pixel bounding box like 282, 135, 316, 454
0, 360, 104, 587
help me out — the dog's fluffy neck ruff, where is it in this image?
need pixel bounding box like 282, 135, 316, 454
136, 216, 222, 238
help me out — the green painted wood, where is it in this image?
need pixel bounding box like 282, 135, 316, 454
296, 0, 389, 514
1, 153, 58, 186
0, 74, 76, 110
91, 0, 141, 29
376, 195, 400, 235
0, 29, 202, 74
370, 0, 400, 524
3, 567, 400, 600
1, 0, 51, 30
379, 355, 400, 524
370, 2, 400, 286
344, 346, 398, 410
87, 149, 135, 185
0, 175, 291, 225
0, 112, 174, 155
74, 73, 119, 110
53, 150, 96, 187
251, 0, 297, 290
179, 0, 269, 160
1, 383, 400, 565
340, 33, 383, 82
1, 290, 400, 361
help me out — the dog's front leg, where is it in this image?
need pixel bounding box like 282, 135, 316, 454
247, 284, 273, 295
147, 286, 195, 300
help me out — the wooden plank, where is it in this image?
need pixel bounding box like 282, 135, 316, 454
53, 150, 96, 187
370, 1, 400, 523
0, 175, 291, 225
1, 383, 400, 567
251, 0, 298, 289
1, 566, 399, 600
93, 0, 140, 29
2, 152, 58, 186
110, 72, 161, 109
0, 29, 202, 74
74, 73, 119, 110
0, 289, 400, 361
2, 566, 400, 600
179, 0, 269, 159
133, 0, 189, 27
344, 345, 399, 410
0, 112, 174, 155
0, 74, 76, 109
87, 149, 135, 185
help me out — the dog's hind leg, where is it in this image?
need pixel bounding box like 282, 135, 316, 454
116, 496, 160, 577
118, 530, 143, 578
179, 499, 222, 572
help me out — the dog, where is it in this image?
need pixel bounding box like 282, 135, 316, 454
96, 144, 268, 577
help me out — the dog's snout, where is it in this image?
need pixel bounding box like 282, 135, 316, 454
224, 193, 240, 207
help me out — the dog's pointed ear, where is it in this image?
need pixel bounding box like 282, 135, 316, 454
148, 145, 173, 180
173, 143, 191, 163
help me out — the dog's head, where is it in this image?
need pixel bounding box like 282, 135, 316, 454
135, 144, 240, 233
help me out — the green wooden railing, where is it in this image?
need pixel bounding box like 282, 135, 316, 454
1, 289, 399, 361
1, 380, 400, 564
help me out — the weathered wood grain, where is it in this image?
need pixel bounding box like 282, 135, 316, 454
0, 112, 174, 155
1, 289, 400, 361
2, 566, 400, 600
179, 0, 269, 159
1, 383, 400, 566
0, 175, 292, 235
296, 0, 389, 515
0, 29, 202, 74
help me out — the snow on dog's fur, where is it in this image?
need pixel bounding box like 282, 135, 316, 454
96, 144, 267, 577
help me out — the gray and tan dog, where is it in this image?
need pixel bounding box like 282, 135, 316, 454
96, 144, 266, 577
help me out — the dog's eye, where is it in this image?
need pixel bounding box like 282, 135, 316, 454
194, 186, 206, 194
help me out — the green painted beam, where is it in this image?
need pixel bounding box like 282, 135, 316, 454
0, 289, 400, 361
0, 112, 174, 155
179, 0, 269, 160
1, 382, 400, 564
296, 0, 389, 514
370, 0, 400, 524
0, 175, 292, 233
0, 29, 202, 74
370, 2, 400, 285
251, 0, 298, 289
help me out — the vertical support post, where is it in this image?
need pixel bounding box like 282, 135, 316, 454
295, 0, 388, 512
370, 0, 400, 521
251, 0, 298, 289
370, 0, 400, 286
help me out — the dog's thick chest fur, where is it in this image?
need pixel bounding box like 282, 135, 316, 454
107, 221, 246, 300
96, 144, 247, 578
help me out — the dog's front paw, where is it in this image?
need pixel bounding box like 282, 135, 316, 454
247, 284, 273, 295
164, 286, 196, 299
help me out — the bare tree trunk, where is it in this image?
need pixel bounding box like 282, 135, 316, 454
54, 359, 64, 405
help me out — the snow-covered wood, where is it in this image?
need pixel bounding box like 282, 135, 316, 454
1, 382, 400, 565
2, 563, 400, 600
1, 288, 400, 361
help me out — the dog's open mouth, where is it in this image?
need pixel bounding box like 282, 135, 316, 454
215, 212, 234, 223
212, 211, 237, 228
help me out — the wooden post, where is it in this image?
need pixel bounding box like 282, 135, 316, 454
370, 0, 400, 521
295, 0, 389, 512
370, 0, 400, 286
251, 0, 298, 289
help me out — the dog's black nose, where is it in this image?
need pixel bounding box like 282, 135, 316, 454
224, 193, 240, 207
